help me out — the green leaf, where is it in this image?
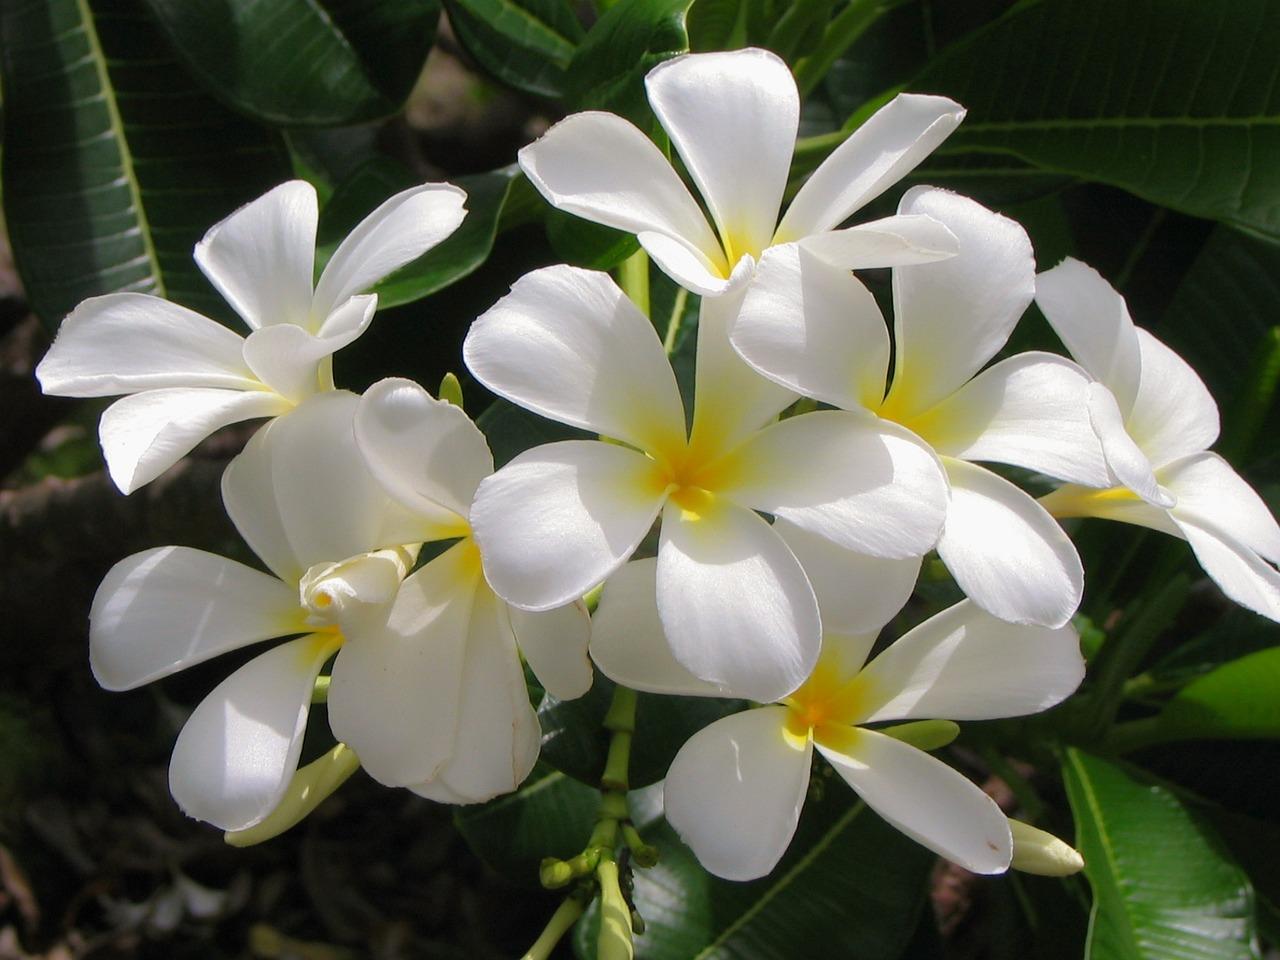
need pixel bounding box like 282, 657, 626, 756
475, 398, 588, 469
454, 762, 599, 883
140, 0, 439, 126
1062, 749, 1260, 960
444, 0, 583, 98
537, 675, 746, 788
573, 795, 932, 959
1157, 227, 1280, 468
316, 160, 524, 308
566, 0, 693, 131
0, 0, 291, 330
1154, 648, 1280, 743
912, 0, 1280, 240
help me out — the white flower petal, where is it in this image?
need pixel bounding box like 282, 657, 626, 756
36, 294, 258, 396
408, 777, 472, 805
1087, 383, 1171, 507
311, 183, 467, 324
518, 111, 725, 273
722, 410, 948, 559
664, 706, 812, 881
1173, 516, 1280, 622
509, 597, 593, 701
432, 586, 541, 802
193, 180, 318, 330
1037, 484, 1182, 537
912, 353, 1111, 487
90, 546, 302, 690
1163, 453, 1280, 565
327, 543, 479, 786
731, 243, 889, 412
470, 440, 668, 611
817, 726, 1011, 873
936, 458, 1083, 628
777, 93, 964, 241
853, 600, 1085, 723
241, 296, 375, 403
590, 558, 728, 697
221, 426, 303, 584
1126, 329, 1220, 468
243, 391, 405, 574
689, 263, 798, 459
169, 633, 340, 831
884, 188, 1034, 417
774, 520, 919, 636
1035, 258, 1142, 414
637, 230, 732, 295
355, 378, 491, 527
657, 498, 820, 703
463, 265, 686, 453
100, 388, 289, 495
646, 48, 798, 262
795, 214, 959, 270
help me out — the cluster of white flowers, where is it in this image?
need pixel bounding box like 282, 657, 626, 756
37, 49, 1280, 884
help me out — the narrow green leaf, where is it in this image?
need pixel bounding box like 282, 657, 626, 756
444, 0, 584, 98
566, 0, 694, 131
913, 0, 1280, 240
1062, 749, 1259, 960
0, 0, 290, 330
574, 796, 932, 959
140, 0, 439, 126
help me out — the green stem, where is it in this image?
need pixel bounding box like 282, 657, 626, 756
521, 895, 588, 960
602, 686, 639, 792
1098, 716, 1168, 755
616, 249, 650, 317
794, 0, 909, 97
663, 287, 689, 356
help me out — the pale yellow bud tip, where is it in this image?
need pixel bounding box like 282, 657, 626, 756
1009, 819, 1085, 876
597, 860, 635, 960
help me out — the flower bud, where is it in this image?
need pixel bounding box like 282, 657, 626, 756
1009, 819, 1084, 876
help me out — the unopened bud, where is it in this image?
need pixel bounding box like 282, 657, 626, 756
540, 858, 574, 889
225, 744, 359, 847
1009, 819, 1085, 876
597, 860, 634, 960
438, 372, 464, 409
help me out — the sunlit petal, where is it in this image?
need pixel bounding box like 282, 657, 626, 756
470, 440, 668, 611
664, 706, 812, 881
193, 180, 317, 330
777, 93, 964, 240
937, 458, 1083, 628
657, 499, 819, 702
169, 633, 339, 831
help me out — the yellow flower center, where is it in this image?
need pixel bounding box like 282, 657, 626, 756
780, 648, 875, 749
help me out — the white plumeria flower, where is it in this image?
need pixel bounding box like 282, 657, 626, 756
340, 377, 592, 803
1036, 258, 1280, 621
89, 391, 454, 830
591, 556, 1085, 881
518, 47, 964, 299
732, 187, 1114, 628
463, 264, 949, 703
36, 180, 466, 494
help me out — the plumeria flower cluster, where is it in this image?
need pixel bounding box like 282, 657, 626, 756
37, 44, 1280, 911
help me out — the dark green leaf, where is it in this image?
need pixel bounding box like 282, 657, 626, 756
0, 0, 290, 330
140, 0, 439, 126
566, 0, 694, 131
444, 0, 583, 98
475, 398, 589, 469
574, 795, 932, 959
913, 0, 1280, 240
454, 762, 599, 883
1062, 749, 1259, 960
545, 210, 640, 271
537, 675, 745, 788
1153, 648, 1280, 743
317, 159, 524, 308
